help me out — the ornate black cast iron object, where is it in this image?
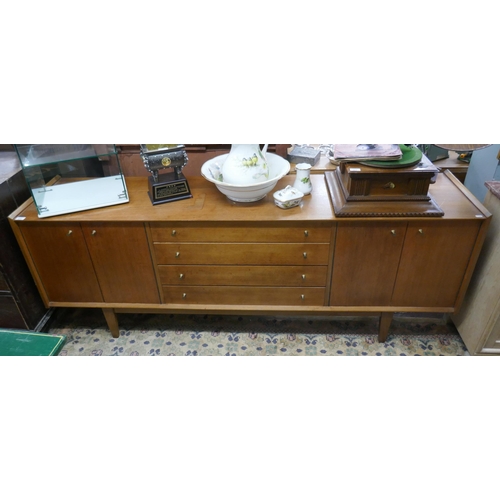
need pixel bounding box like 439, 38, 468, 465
140, 144, 192, 205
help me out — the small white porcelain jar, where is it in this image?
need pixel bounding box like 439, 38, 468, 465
273, 185, 304, 209
293, 163, 313, 195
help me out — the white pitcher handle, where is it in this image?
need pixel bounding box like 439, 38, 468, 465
262, 144, 269, 156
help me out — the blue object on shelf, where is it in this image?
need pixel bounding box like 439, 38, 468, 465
464, 145, 500, 202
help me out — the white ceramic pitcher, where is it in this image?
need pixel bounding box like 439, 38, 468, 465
221, 144, 269, 185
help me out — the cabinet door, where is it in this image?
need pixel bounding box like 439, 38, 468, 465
391, 221, 480, 307
82, 222, 160, 304
330, 222, 406, 306
20, 223, 103, 303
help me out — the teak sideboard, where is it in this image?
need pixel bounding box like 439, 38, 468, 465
8, 171, 491, 342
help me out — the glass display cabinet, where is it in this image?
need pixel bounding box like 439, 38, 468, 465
14, 144, 129, 218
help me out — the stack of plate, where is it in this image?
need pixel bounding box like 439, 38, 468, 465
360, 144, 423, 169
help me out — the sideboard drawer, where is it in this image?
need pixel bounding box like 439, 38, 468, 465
150, 224, 332, 243
153, 243, 330, 266
158, 265, 328, 287
162, 286, 326, 306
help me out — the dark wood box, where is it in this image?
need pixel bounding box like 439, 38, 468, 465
337, 161, 439, 202
326, 157, 445, 218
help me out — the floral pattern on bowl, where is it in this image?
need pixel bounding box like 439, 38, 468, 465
201, 153, 290, 203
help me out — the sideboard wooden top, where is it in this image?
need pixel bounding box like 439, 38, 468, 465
10, 171, 490, 223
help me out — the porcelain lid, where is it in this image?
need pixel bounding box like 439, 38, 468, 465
273, 185, 304, 202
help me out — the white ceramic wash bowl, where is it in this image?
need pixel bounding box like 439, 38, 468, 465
201, 153, 291, 202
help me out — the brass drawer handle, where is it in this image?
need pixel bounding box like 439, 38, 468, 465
391, 230, 396, 236
182, 293, 187, 299
304, 230, 309, 237
175, 252, 180, 258
301, 295, 305, 300
171, 230, 177, 236
91, 230, 97, 236
303, 252, 307, 259
67, 230, 73, 236
302, 274, 306, 281
384, 182, 396, 189
179, 274, 184, 280
418, 229, 424, 234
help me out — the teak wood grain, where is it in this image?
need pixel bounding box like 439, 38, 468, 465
8, 173, 487, 222
158, 265, 328, 287
8, 170, 492, 343
330, 221, 406, 306
391, 221, 480, 307
150, 225, 331, 243
18, 222, 103, 304
82, 222, 160, 304
153, 242, 331, 266
161, 285, 326, 307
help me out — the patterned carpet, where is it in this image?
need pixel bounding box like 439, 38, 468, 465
48, 308, 468, 356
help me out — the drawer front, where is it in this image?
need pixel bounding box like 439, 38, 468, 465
162, 286, 326, 306
363, 176, 429, 198
158, 265, 328, 287
150, 224, 331, 243
154, 243, 330, 266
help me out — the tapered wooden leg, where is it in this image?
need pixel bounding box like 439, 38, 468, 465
102, 308, 120, 338
378, 312, 394, 343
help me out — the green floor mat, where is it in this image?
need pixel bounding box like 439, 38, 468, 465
0, 329, 66, 356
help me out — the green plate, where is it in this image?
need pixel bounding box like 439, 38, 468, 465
360, 145, 423, 169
